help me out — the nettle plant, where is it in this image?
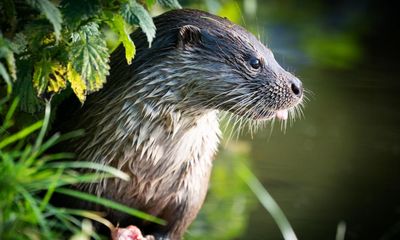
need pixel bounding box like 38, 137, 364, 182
0, 0, 181, 111
0, 0, 180, 238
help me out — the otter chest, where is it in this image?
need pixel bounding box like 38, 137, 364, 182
113, 109, 221, 204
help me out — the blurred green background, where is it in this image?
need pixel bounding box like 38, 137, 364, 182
1, 0, 398, 239
177, 0, 400, 239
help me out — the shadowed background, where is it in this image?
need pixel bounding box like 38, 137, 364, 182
1, 0, 397, 239
176, 1, 400, 239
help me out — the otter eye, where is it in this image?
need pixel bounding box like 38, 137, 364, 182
249, 58, 261, 69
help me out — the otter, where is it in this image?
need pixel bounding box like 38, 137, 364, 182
56, 9, 303, 240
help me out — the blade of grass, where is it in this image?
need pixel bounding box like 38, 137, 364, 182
0, 121, 43, 149
48, 206, 104, 240
19, 144, 33, 162
25, 173, 113, 191
25, 133, 70, 167
55, 129, 85, 142
47, 204, 87, 228
236, 163, 298, 240
55, 188, 166, 225
47, 206, 102, 240
63, 209, 115, 231
46, 161, 130, 181
40, 167, 64, 211
335, 221, 346, 240
1, 97, 19, 132
33, 100, 51, 152
17, 185, 52, 239
38, 152, 75, 162
27, 133, 61, 163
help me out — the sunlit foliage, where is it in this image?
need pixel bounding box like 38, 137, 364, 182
0, 0, 181, 110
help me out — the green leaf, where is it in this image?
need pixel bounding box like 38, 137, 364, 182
25, 0, 63, 40
67, 63, 86, 103
13, 59, 43, 113
61, 0, 101, 30
33, 58, 52, 96
121, 0, 156, 47
33, 59, 66, 97
106, 14, 136, 64
47, 63, 67, 93
56, 188, 166, 225
146, 0, 157, 8
68, 22, 110, 101
157, 0, 182, 9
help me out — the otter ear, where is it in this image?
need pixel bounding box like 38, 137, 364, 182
177, 25, 202, 48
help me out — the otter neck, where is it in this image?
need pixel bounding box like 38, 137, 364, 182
107, 51, 224, 114
79, 86, 221, 197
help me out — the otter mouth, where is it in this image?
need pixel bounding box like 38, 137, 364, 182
230, 105, 294, 121
275, 109, 289, 120
249, 94, 304, 121
251, 108, 289, 121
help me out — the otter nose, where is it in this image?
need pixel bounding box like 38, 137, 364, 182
289, 77, 303, 97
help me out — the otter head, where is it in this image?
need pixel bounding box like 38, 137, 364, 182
123, 9, 304, 122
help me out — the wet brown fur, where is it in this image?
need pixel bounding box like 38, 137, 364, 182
55, 9, 303, 240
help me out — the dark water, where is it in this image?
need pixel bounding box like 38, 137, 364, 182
245, 67, 400, 239
241, 1, 400, 239
185, 0, 400, 239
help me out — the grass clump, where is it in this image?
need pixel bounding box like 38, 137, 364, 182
0, 97, 163, 239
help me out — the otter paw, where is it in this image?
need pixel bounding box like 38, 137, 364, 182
111, 225, 152, 240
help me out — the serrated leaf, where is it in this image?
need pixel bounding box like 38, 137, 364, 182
48, 63, 67, 93
157, 0, 181, 9
106, 14, 136, 64
67, 63, 86, 103
33, 58, 52, 96
25, 0, 62, 40
121, 0, 156, 47
68, 22, 110, 100
13, 60, 43, 113
61, 0, 101, 30
33, 60, 67, 97
70, 22, 100, 41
